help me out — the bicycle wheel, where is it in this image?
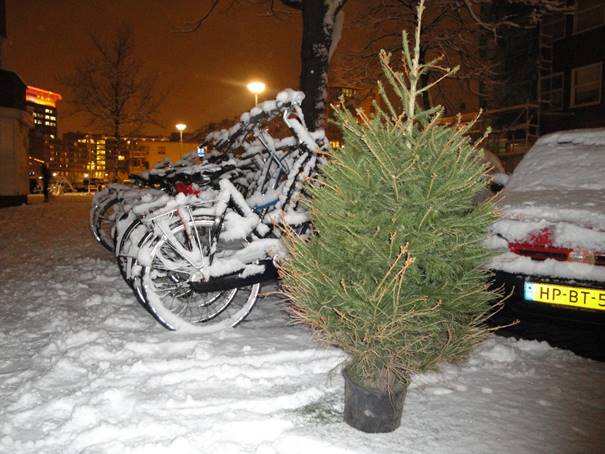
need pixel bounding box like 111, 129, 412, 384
140, 217, 260, 333
89, 191, 111, 238
115, 211, 151, 288
90, 197, 120, 252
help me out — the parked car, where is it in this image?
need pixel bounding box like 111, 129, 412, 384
486, 128, 605, 325
79, 178, 106, 193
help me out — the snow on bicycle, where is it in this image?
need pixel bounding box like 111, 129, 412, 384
89, 89, 328, 333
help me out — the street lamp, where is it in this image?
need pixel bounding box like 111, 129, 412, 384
176, 123, 187, 144
247, 81, 266, 106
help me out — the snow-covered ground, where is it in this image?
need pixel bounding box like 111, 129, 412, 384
1, 195, 604, 453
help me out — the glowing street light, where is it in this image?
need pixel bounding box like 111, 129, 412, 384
176, 123, 187, 144
247, 81, 266, 106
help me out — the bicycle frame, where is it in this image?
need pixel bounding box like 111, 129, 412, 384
91, 88, 329, 331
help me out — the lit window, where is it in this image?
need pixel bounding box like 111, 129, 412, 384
540, 72, 564, 110
574, 0, 605, 34
340, 87, 356, 98
571, 62, 603, 107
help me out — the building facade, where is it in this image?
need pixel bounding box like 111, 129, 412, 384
0, 70, 33, 206
59, 133, 106, 184
474, 0, 605, 171
25, 85, 62, 180
129, 138, 199, 175
26, 86, 59, 138
538, 0, 605, 133
56, 133, 198, 184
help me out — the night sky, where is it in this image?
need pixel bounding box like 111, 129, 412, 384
5, 0, 305, 136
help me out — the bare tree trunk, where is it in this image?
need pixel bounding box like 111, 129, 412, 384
299, 0, 329, 130
296, 0, 345, 130
186, 1, 346, 131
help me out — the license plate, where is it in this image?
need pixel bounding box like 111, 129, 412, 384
524, 282, 605, 311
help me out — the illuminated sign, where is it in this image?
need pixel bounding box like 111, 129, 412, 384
26, 86, 62, 108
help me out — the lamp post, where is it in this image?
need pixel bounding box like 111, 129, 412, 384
247, 81, 266, 106
176, 123, 187, 145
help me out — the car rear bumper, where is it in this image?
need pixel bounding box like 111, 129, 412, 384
489, 270, 605, 325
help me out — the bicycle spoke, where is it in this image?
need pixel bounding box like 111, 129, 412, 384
93, 89, 325, 332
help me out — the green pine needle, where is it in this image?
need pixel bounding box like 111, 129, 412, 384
280, 0, 500, 393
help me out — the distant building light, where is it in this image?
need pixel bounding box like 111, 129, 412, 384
340, 87, 357, 98
330, 140, 343, 149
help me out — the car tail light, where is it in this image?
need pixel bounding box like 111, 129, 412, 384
508, 228, 605, 266
568, 248, 595, 265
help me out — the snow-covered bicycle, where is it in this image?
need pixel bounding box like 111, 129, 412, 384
91, 89, 328, 333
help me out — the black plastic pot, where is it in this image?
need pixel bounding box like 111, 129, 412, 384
342, 367, 407, 433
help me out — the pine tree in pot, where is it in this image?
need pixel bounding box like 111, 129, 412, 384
280, 0, 500, 434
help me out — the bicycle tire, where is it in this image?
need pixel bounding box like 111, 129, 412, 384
140, 217, 260, 333
90, 197, 120, 252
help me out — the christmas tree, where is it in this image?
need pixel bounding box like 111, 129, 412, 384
281, 0, 499, 393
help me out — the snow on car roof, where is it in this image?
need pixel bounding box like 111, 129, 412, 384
506, 128, 605, 193
494, 128, 605, 237
536, 127, 605, 146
